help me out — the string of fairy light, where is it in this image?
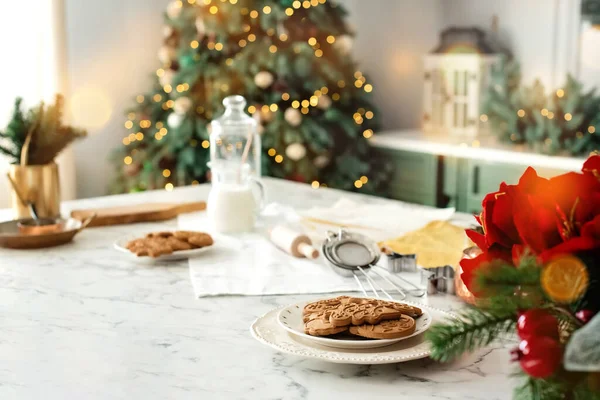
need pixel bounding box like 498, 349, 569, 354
121, 0, 376, 191
479, 88, 598, 147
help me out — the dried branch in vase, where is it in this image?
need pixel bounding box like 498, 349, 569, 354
0, 94, 87, 165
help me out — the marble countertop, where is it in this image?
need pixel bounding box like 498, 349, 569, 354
371, 129, 586, 172
0, 178, 515, 400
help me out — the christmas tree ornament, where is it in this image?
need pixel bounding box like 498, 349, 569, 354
542, 255, 589, 303
158, 46, 176, 64
334, 35, 353, 55
159, 69, 175, 87
285, 143, 306, 161
254, 71, 274, 89
516, 337, 563, 379
167, 112, 184, 128
173, 96, 193, 115
517, 309, 559, 341
162, 25, 174, 38
166, 0, 182, 19
313, 154, 330, 168
284, 107, 302, 127
317, 94, 332, 110
195, 17, 206, 39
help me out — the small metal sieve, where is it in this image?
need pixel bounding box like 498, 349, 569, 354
322, 229, 426, 299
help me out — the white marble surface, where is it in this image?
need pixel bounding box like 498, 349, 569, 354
371, 129, 586, 172
0, 178, 516, 399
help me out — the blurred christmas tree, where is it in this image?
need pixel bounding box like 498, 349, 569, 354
482, 58, 600, 156
110, 0, 387, 193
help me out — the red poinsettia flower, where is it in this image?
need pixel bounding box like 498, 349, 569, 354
460, 154, 600, 293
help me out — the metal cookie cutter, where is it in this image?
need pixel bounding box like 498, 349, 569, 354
384, 251, 417, 273
420, 265, 456, 295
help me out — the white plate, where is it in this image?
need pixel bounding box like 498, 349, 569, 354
276, 299, 432, 349
251, 301, 457, 364
114, 235, 214, 261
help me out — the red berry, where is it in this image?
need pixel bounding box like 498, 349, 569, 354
517, 309, 559, 340
575, 309, 596, 324
519, 338, 562, 379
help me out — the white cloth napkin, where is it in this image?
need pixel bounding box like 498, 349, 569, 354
180, 200, 455, 298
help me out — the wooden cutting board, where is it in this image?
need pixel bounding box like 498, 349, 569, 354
70, 201, 206, 227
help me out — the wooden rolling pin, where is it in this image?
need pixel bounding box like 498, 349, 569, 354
70, 201, 206, 227
269, 225, 319, 259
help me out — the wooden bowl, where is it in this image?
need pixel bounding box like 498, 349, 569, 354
0, 215, 94, 249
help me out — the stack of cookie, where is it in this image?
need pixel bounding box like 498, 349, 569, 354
303, 296, 422, 339
126, 231, 213, 258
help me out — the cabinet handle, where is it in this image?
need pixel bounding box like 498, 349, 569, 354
473, 166, 480, 195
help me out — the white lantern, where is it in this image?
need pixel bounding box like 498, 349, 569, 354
422, 28, 503, 137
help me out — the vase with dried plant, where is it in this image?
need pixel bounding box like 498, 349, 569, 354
0, 95, 87, 218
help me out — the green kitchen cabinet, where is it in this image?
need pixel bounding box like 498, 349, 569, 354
376, 148, 439, 207
379, 148, 570, 213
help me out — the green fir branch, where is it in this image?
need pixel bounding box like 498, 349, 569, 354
425, 307, 516, 363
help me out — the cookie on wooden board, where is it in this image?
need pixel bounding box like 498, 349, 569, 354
349, 315, 416, 339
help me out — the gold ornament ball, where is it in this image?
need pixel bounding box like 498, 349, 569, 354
317, 94, 332, 110
159, 69, 175, 87
285, 143, 307, 161
195, 17, 206, 38
284, 107, 302, 127
313, 154, 330, 168
158, 46, 176, 64
174, 97, 193, 115
334, 35, 353, 55
162, 25, 174, 38
254, 71, 274, 89
166, 1, 182, 20
167, 112, 184, 128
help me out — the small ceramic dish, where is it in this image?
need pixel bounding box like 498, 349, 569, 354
277, 299, 432, 350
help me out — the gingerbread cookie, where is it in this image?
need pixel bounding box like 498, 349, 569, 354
378, 301, 423, 318
303, 296, 423, 339
349, 315, 416, 339
302, 296, 378, 318
125, 230, 213, 258
187, 233, 214, 247
304, 315, 348, 336
328, 302, 404, 327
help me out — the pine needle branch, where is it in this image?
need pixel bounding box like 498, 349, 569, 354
426, 307, 516, 363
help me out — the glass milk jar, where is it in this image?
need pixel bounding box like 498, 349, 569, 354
206, 161, 265, 233
210, 95, 261, 178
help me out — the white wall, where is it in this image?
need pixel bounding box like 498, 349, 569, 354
65, 0, 169, 198
440, 0, 580, 88
342, 0, 443, 130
